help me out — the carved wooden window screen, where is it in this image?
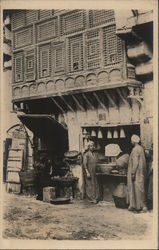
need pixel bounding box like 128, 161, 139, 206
14, 27, 33, 49
53, 43, 65, 73
39, 44, 51, 78
26, 10, 38, 25
61, 10, 85, 35
89, 10, 115, 27
38, 10, 52, 20
54, 9, 64, 14
103, 25, 123, 65
69, 35, 83, 72
37, 19, 58, 42
13, 52, 23, 82
12, 10, 25, 30
86, 30, 101, 69
25, 48, 36, 81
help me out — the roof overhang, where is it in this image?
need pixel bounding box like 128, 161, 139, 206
17, 114, 68, 137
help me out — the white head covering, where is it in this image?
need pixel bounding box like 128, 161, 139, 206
131, 134, 140, 143
87, 140, 94, 147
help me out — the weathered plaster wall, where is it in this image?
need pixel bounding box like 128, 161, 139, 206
2, 70, 19, 140
65, 99, 141, 152
140, 81, 153, 149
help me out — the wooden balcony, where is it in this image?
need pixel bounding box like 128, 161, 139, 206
12, 63, 141, 102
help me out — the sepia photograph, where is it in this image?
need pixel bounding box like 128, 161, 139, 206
1, 0, 158, 249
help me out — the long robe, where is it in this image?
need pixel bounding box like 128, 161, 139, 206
147, 161, 153, 209
127, 144, 147, 210
83, 150, 99, 202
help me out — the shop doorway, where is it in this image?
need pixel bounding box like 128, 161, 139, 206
82, 124, 140, 156
18, 114, 69, 163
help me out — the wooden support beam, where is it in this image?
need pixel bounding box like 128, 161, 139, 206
71, 95, 85, 111
51, 97, 65, 113
104, 90, 117, 107
116, 88, 129, 105
98, 92, 109, 109
82, 93, 94, 110
93, 92, 106, 110
60, 95, 75, 112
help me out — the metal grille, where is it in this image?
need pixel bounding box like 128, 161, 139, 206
86, 30, 100, 69
69, 35, 83, 72
25, 48, 36, 81
36, 19, 57, 42
38, 44, 51, 78
103, 25, 123, 65
12, 10, 25, 30
14, 27, 33, 49
26, 10, 38, 25
61, 10, 85, 35
53, 43, 65, 73
38, 10, 52, 20
89, 10, 115, 27
13, 52, 23, 82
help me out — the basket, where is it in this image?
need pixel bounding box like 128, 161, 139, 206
96, 163, 115, 174
64, 151, 80, 159
50, 198, 71, 205
113, 196, 128, 209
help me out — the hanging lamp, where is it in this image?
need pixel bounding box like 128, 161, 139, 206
107, 129, 112, 139
113, 129, 118, 138
97, 128, 103, 139
120, 127, 126, 138
91, 129, 96, 137
83, 128, 87, 135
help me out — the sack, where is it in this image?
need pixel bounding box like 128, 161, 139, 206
113, 183, 127, 198
116, 154, 129, 168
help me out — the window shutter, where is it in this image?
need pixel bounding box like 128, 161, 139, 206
38, 44, 51, 78
12, 10, 25, 30
13, 52, 24, 83
89, 10, 115, 27
36, 19, 57, 42
14, 27, 33, 49
53, 43, 65, 74
69, 35, 83, 72
25, 48, 36, 81
38, 10, 52, 20
103, 25, 123, 65
26, 10, 38, 25
60, 10, 85, 35
86, 30, 101, 69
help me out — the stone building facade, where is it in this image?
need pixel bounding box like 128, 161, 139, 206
10, 9, 153, 168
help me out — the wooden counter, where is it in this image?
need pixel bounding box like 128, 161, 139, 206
96, 173, 127, 202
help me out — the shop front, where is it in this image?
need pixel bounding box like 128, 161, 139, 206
81, 124, 140, 202
62, 84, 145, 203
16, 83, 147, 202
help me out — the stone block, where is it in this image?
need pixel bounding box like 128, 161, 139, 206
43, 187, 56, 203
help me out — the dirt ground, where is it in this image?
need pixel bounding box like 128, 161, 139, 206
3, 186, 153, 240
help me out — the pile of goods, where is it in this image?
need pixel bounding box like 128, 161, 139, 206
116, 154, 129, 175
64, 150, 81, 164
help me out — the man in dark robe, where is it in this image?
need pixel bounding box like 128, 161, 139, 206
127, 135, 148, 212
83, 141, 99, 204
